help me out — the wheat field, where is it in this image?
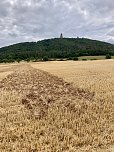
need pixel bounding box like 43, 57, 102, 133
31, 60, 114, 94
0, 60, 113, 152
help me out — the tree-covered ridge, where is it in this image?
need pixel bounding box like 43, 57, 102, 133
0, 38, 114, 61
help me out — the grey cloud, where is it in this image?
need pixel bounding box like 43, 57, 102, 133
0, 1, 11, 17
0, 0, 114, 47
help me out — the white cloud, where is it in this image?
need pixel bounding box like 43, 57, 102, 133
0, 0, 114, 47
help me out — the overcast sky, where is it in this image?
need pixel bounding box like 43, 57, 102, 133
0, 0, 114, 47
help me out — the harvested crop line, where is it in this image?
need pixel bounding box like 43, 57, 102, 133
0, 65, 113, 151
0, 65, 94, 118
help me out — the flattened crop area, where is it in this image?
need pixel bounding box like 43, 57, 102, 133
0, 65, 113, 152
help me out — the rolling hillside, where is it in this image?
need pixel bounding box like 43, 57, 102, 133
0, 38, 114, 61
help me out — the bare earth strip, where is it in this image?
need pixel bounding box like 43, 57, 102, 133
0, 64, 114, 151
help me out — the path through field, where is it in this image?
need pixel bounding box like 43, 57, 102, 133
0, 63, 113, 151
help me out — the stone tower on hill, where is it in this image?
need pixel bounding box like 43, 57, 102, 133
60, 33, 63, 39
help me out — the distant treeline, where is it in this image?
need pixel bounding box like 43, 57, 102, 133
0, 38, 114, 62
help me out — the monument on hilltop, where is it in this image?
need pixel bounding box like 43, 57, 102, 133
60, 33, 63, 39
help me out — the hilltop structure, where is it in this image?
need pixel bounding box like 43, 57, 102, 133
60, 33, 63, 39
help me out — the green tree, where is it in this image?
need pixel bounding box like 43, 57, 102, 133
16, 58, 22, 63
106, 54, 111, 59
25, 58, 30, 62
43, 56, 48, 61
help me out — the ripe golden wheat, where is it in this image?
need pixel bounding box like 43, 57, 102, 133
0, 61, 113, 152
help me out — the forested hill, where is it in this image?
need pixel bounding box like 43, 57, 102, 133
0, 38, 114, 61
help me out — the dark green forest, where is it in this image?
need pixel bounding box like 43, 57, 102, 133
0, 37, 114, 62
